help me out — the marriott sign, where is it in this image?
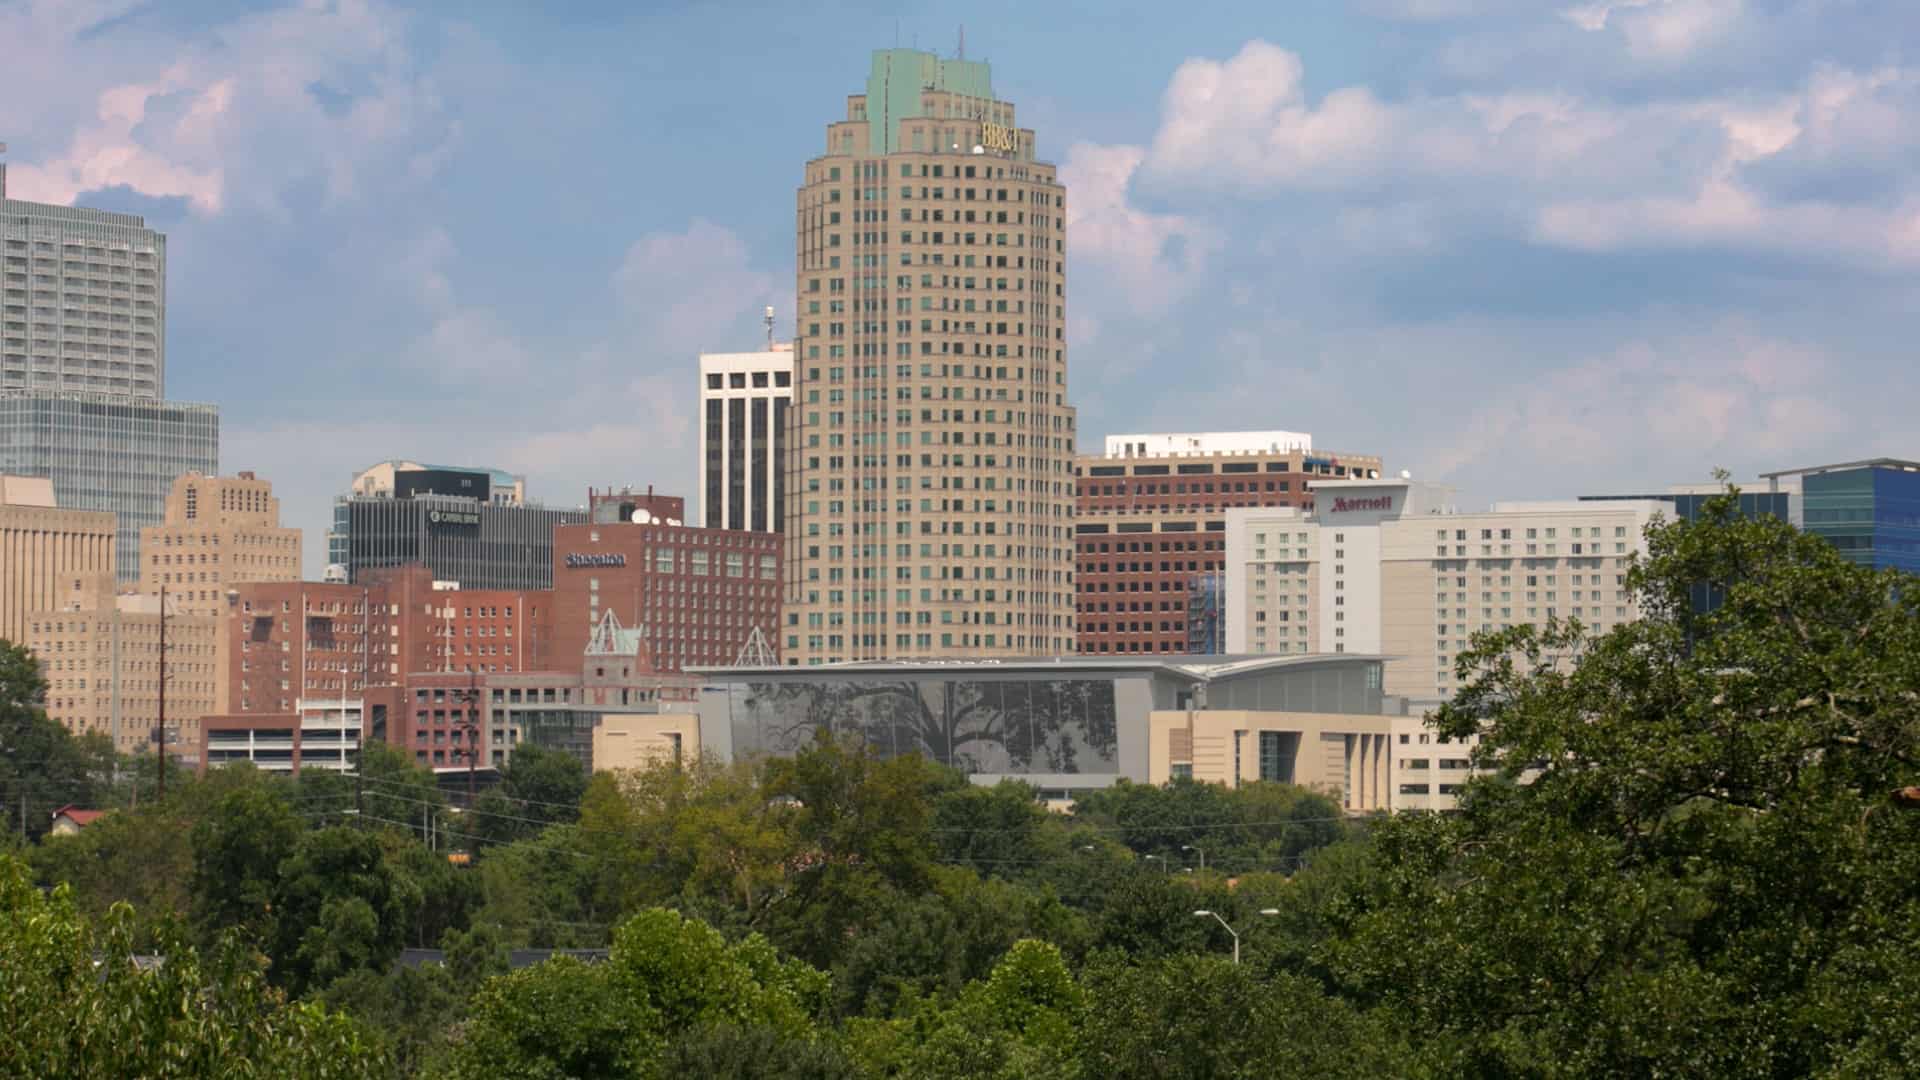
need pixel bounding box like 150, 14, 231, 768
1330, 495, 1394, 513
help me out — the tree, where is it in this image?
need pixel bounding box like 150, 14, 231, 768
0, 639, 114, 842
870, 940, 1086, 1080
357, 739, 447, 840
31, 801, 193, 946
471, 743, 586, 847
437, 955, 629, 1080
1318, 486, 1920, 1075
190, 782, 304, 943
761, 734, 955, 968
441, 907, 831, 1079
321, 962, 461, 1077
0, 853, 388, 1078
271, 826, 419, 997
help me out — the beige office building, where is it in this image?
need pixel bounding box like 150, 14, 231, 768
784, 48, 1077, 665
1224, 479, 1670, 809
1, 474, 116, 646
591, 712, 702, 773
139, 471, 302, 616
138, 470, 300, 718
25, 574, 217, 756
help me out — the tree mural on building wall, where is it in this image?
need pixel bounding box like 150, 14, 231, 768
739, 678, 1119, 774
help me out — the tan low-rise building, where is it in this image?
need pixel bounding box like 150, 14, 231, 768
1, 474, 116, 646
592, 712, 702, 772
1146, 708, 1392, 810
26, 574, 217, 757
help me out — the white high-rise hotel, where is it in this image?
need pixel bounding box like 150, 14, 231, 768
1225, 478, 1670, 810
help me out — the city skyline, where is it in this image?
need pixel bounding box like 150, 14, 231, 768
2, 2, 1913, 579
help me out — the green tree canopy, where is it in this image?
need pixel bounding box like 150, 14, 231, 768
0, 853, 388, 1078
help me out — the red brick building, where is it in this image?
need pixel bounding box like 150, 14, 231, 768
1075, 434, 1382, 657
548, 520, 781, 672
201, 565, 554, 773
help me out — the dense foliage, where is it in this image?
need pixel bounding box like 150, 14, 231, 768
1, 487, 1915, 1077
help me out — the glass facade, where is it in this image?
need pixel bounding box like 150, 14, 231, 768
1185, 572, 1227, 654
1801, 464, 1920, 574
728, 676, 1121, 776
340, 496, 587, 591
0, 390, 218, 581
1257, 730, 1299, 782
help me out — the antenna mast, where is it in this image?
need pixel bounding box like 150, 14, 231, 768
734, 626, 776, 667
764, 306, 775, 350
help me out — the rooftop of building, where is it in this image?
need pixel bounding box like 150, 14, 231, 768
1098, 431, 1314, 458
699, 343, 795, 366
0, 474, 57, 507
353, 459, 522, 488
689, 651, 1386, 684
0, 196, 150, 230
0, 389, 217, 410
1759, 458, 1920, 479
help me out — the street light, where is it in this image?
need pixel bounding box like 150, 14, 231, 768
1144, 854, 1170, 875
1182, 844, 1206, 873
1193, 908, 1280, 965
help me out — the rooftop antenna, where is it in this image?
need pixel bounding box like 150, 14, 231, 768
958, 24, 965, 61
764, 305, 775, 350
734, 625, 776, 667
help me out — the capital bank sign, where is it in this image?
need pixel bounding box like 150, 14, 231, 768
1329, 495, 1393, 513
565, 553, 627, 569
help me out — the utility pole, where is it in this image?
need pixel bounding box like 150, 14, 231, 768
156, 585, 167, 801
357, 585, 369, 822
464, 667, 478, 809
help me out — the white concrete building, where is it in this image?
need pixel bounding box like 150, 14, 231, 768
698, 343, 792, 533
1225, 478, 1670, 810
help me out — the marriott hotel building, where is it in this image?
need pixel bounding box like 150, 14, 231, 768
783, 48, 1078, 665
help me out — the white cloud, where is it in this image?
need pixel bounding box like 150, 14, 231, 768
1060, 142, 1217, 317
1421, 325, 1848, 483
1111, 40, 1920, 268
1, 0, 456, 214
1144, 42, 1396, 190
1563, 0, 1746, 59
611, 219, 781, 359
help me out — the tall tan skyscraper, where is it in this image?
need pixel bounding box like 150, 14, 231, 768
784, 48, 1077, 665
139, 471, 302, 617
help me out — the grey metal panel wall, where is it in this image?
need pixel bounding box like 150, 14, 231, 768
1208, 663, 1383, 715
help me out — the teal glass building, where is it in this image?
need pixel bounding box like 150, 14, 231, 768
1767, 460, 1920, 574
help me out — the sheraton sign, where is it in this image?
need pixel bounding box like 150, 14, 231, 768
1329, 495, 1394, 513
565, 553, 627, 568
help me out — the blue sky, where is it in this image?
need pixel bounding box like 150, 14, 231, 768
4, 0, 1915, 576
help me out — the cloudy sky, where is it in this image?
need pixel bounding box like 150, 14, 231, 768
4, 0, 1914, 575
